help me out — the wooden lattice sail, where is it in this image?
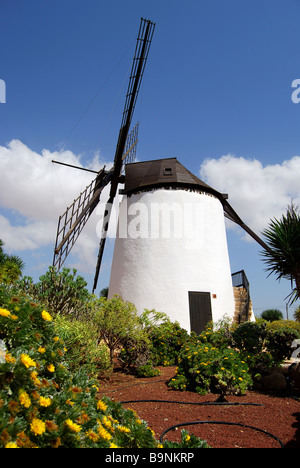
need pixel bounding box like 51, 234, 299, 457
52, 19, 155, 292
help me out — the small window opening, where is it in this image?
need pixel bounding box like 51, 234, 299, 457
163, 167, 173, 176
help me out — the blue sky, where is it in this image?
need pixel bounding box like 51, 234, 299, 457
0, 0, 300, 317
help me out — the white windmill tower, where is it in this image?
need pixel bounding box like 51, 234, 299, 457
108, 157, 265, 333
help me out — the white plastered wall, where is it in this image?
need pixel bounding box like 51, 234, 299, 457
108, 188, 235, 332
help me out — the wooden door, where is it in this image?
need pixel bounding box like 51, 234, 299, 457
188, 291, 212, 334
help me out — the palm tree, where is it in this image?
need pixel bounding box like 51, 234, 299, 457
0, 239, 25, 284
261, 203, 300, 304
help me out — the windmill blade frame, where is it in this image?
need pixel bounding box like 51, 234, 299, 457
222, 198, 272, 254
92, 18, 155, 292
52, 18, 155, 291
122, 121, 139, 169
52, 166, 111, 270
52, 120, 139, 272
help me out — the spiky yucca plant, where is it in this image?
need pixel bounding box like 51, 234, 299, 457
261, 203, 300, 304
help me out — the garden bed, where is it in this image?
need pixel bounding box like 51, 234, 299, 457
98, 366, 300, 448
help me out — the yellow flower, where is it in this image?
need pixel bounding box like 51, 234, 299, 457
97, 399, 108, 412
19, 390, 31, 408
238, 377, 243, 381
66, 399, 75, 406
39, 396, 51, 407
47, 364, 55, 373
38, 347, 46, 354
85, 429, 99, 442
102, 416, 112, 430
117, 425, 130, 433
30, 370, 41, 386
20, 354, 37, 369
11, 315, 18, 320
30, 418, 46, 436
5, 442, 19, 448
185, 434, 191, 442
110, 442, 119, 448
53, 336, 59, 342
41, 310, 52, 321
97, 424, 112, 441
0, 308, 11, 317
65, 419, 81, 433
5, 353, 16, 364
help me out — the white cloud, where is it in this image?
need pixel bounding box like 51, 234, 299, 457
2, 141, 299, 277
200, 154, 300, 240
0, 140, 115, 271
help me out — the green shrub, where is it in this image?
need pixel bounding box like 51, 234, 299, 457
119, 337, 154, 372
169, 341, 252, 397
192, 326, 232, 349
162, 429, 211, 448
266, 328, 300, 364
119, 311, 189, 374
54, 316, 111, 377
149, 321, 189, 366
136, 363, 161, 378
91, 295, 149, 368
0, 285, 207, 448
17, 267, 91, 319
265, 319, 300, 333
232, 322, 267, 354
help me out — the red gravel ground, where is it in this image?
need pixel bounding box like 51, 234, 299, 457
98, 366, 300, 449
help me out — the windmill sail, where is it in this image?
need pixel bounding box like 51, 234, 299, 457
52, 18, 155, 287
53, 167, 111, 270
92, 18, 155, 292
122, 122, 139, 168
223, 199, 272, 253
52, 123, 139, 271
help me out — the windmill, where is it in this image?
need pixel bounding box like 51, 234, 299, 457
52, 18, 155, 293
53, 18, 272, 332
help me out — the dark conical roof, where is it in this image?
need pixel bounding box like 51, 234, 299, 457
124, 157, 226, 202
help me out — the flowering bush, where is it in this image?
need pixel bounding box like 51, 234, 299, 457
136, 363, 161, 378
149, 321, 189, 366
0, 285, 207, 448
168, 336, 252, 397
